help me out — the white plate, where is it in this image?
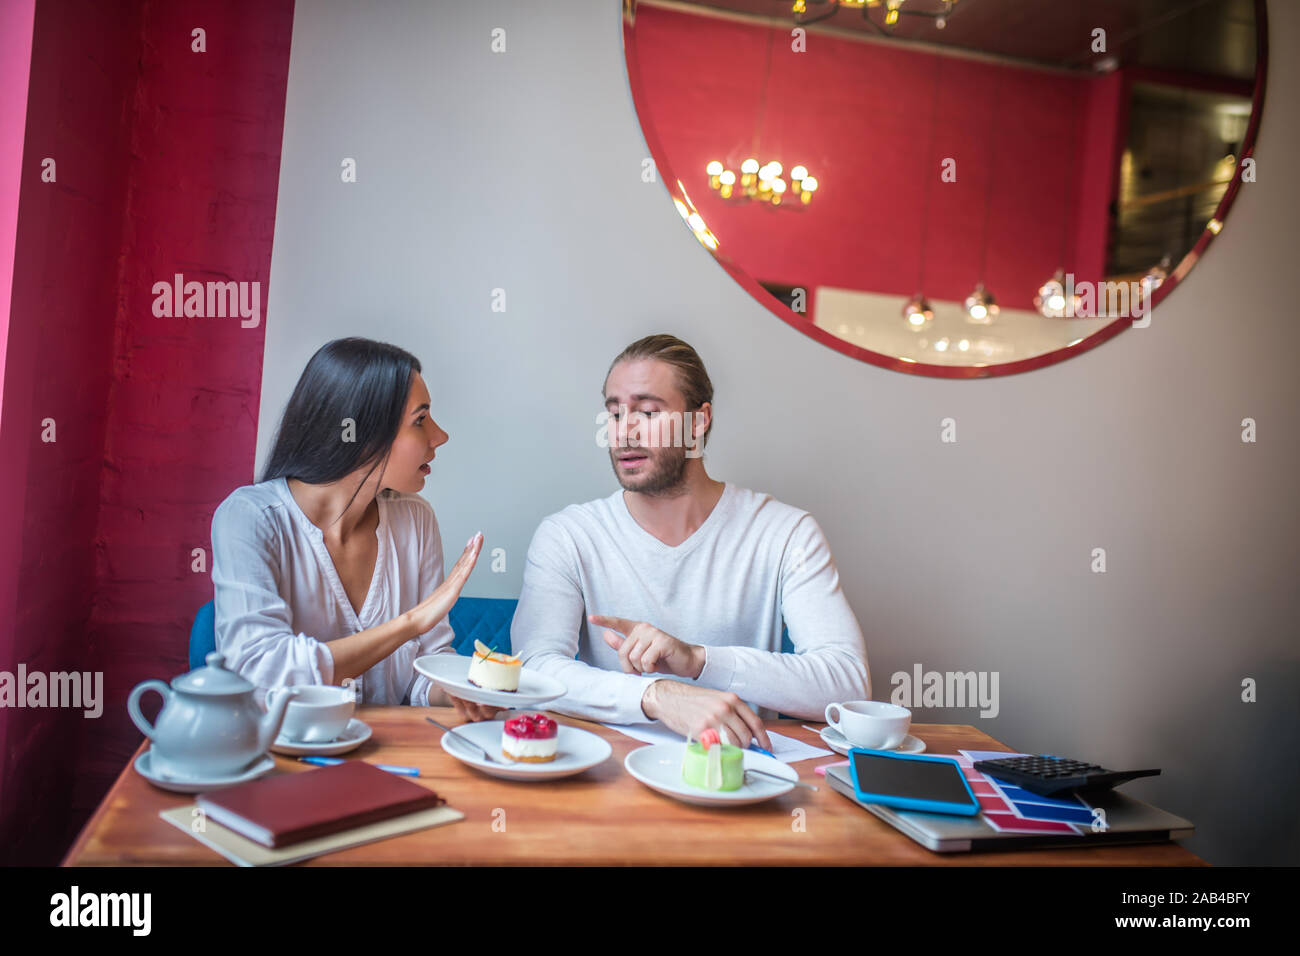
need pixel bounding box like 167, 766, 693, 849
134, 750, 276, 793
271, 718, 372, 756
414, 654, 567, 709
819, 726, 926, 756
437, 718, 612, 781
624, 743, 800, 807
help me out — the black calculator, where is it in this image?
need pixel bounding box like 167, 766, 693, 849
972, 754, 1161, 797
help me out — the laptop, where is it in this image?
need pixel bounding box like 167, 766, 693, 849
825, 764, 1195, 853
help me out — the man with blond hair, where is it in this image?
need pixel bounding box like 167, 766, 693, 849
511, 334, 870, 748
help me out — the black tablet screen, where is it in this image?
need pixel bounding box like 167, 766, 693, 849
850, 752, 974, 805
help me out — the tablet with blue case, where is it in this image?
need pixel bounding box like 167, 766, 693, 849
847, 748, 980, 816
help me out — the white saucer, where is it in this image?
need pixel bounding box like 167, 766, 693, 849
414, 653, 566, 709
271, 718, 372, 756
134, 750, 276, 793
624, 743, 800, 807
438, 718, 611, 781
819, 726, 926, 756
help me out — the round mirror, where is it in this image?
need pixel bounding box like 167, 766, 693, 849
622, 0, 1266, 377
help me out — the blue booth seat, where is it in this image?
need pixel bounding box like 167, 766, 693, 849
190, 597, 794, 674
446, 596, 516, 655
188, 600, 217, 671
188, 596, 519, 670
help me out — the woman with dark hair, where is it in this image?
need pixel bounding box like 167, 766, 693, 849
211, 337, 495, 718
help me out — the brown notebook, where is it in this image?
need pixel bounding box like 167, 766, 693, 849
195, 761, 446, 848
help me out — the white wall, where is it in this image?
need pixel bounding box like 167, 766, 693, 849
260, 0, 1299, 865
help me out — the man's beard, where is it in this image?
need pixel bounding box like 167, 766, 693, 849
609, 445, 688, 496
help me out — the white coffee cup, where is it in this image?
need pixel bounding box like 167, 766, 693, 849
824, 700, 911, 750
273, 685, 356, 743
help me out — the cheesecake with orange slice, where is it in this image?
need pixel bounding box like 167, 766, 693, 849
466, 639, 521, 692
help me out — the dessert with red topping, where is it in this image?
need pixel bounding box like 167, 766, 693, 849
501, 713, 559, 763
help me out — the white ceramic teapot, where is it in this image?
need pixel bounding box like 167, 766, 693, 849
127, 651, 298, 780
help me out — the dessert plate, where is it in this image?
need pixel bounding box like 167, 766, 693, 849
414, 654, 566, 709
134, 750, 276, 793
819, 725, 926, 756
270, 717, 372, 756
438, 719, 612, 781
624, 743, 800, 807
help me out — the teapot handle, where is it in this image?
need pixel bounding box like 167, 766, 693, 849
128, 680, 172, 741
264, 685, 293, 709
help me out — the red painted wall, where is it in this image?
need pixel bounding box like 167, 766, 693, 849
632, 6, 1118, 314
1072, 69, 1125, 284
0, 0, 293, 864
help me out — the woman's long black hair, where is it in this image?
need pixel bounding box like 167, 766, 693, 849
260, 337, 422, 523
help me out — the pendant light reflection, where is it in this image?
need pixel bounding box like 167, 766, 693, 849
1034, 270, 1067, 317
1034, 268, 1083, 318
902, 294, 934, 330
963, 283, 998, 324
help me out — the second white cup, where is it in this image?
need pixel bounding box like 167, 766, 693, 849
825, 700, 911, 750
274, 685, 356, 743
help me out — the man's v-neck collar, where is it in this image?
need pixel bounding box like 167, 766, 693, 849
614, 482, 732, 558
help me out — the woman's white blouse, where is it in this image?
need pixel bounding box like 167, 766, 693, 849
211, 477, 456, 705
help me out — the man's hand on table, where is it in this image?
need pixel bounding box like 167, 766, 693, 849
640, 678, 772, 751
591, 612, 771, 750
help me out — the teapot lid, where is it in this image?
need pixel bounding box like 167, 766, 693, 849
172, 652, 254, 695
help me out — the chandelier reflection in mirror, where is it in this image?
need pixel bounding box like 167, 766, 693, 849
706, 158, 818, 206
622, 0, 1266, 377
792, 0, 957, 32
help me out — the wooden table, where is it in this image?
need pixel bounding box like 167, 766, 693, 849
64, 708, 1204, 866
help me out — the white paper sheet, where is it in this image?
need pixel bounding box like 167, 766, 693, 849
603, 720, 832, 763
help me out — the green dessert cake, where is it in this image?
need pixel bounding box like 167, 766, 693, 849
681, 728, 744, 791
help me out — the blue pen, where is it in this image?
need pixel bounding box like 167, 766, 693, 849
298, 756, 420, 777
749, 744, 775, 758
